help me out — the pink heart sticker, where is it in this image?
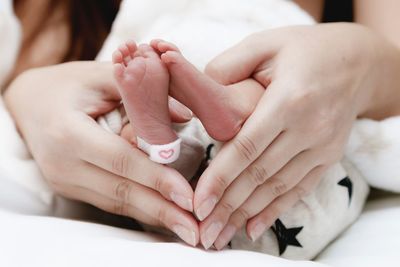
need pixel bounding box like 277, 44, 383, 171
159, 149, 174, 159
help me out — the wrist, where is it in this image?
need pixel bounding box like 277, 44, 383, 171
3, 69, 40, 140
352, 25, 400, 119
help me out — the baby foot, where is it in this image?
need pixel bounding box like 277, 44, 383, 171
112, 40, 177, 146
151, 39, 254, 141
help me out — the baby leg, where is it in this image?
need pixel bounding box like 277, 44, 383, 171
112, 41, 179, 163
151, 39, 264, 142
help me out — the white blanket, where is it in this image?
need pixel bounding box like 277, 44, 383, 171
1, 0, 400, 266
1, 195, 399, 267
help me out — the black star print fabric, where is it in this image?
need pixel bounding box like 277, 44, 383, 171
338, 176, 353, 205
204, 143, 368, 261
269, 176, 354, 256
271, 219, 303, 255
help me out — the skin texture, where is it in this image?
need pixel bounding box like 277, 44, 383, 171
194, 23, 400, 249
4, 0, 400, 248
112, 41, 178, 145
192, 0, 400, 248
114, 38, 264, 148
4, 62, 199, 247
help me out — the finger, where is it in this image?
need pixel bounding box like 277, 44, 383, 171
194, 88, 285, 221
199, 133, 307, 248
60, 179, 199, 246
168, 97, 193, 123
71, 114, 194, 212
246, 165, 326, 242
120, 123, 136, 144
66, 61, 121, 101
205, 30, 281, 85
201, 149, 317, 249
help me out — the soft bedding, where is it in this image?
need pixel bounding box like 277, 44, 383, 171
1, 0, 400, 265
1, 195, 399, 267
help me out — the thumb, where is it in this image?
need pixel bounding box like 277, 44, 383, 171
168, 97, 193, 123
204, 30, 282, 85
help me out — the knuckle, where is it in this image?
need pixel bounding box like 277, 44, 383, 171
233, 135, 258, 162
235, 208, 251, 223
247, 164, 269, 186
114, 179, 133, 203
156, 207, 168, 227
293, 185, 308, 199
153, 173, 169, 194
112, 151, 131, 176
270, 178, 288, 198
154, 175, 162, 192
214, 175, 229, 192
219, 201, 235, 214
112, 200, 129, 217
265, 204, 280, 221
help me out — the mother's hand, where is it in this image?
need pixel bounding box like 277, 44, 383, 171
4, 61, 198, 246
194, 23, 382, 249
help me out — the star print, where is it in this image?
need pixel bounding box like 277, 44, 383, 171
338, 176, 353, 205
205, 143, 215, 161
271, 219, 303, 255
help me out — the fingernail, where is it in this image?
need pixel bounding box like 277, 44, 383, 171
170, 99, 193, 120
202, 221, 223, 250
196, 196, 217, 221
249, 222, 266, 242
170, 192, 193, 211
214, 224, 236, 250
183, 109, 193, 120
179, 106, 193, 120
172, 224, 197, 247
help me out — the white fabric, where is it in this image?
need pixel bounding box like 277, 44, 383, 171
316, 195, 400, 267
0, 210, 327, 267
231, 159, 368, 259
0, 196, 399, 267
0, 0, 399, 266
97, 0, 315, 70
345, 117, 400, 192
